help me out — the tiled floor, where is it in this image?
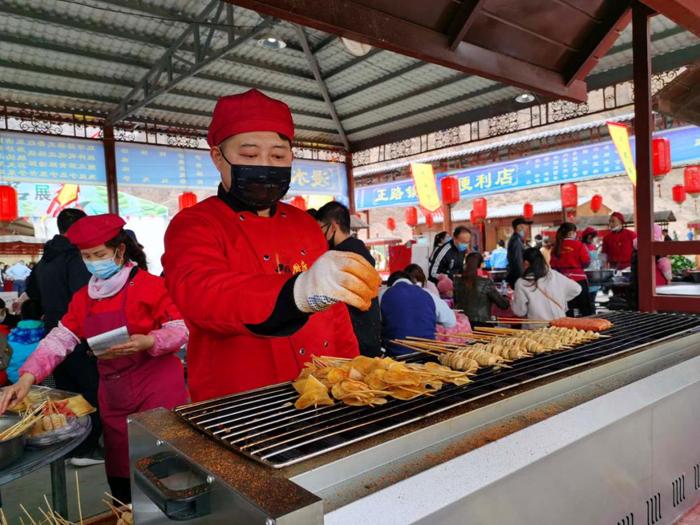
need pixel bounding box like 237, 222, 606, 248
678, 502, 700, 525
1, 461, 110, 523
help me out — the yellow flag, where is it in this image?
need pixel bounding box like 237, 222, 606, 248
607, 122, 636, 185
410, 163, 441, 212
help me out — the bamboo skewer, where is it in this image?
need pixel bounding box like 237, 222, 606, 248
105, 491, 130, 510
0, 508, 7, 525
0, 402, 46, 441
19, 504, 38, 525
75, 471, 83, 525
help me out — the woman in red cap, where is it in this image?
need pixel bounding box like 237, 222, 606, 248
0, 213, 188, 503
163, 89, 381, 402
602, 212, 637, 269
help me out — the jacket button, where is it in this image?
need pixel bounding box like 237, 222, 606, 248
263, 255, 270, 261
323, 341, 329, 348
281, 212, 287, 218
299, 348, 305, 355
239, 215, 245, 221
301, 249, 307, 256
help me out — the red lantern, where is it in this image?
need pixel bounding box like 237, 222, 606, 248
523, 202, 534, 220
425, 213, 434, 228
440, 176, 460, 205
290, 195, 307, 210
386, 217, 396, 231
469, 209, 476, 224
652, 137, 671, 178
404, 206, 418, 227
178, 191, 197, 211
685, 166, 700, 198
0, 186, 17, 222
561, 183, 578, 210
591, 194, 603, 213
473, 198, 487, 220
672, 184, 686, 206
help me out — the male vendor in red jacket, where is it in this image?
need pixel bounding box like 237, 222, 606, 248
602, 211, 637, 270
163, 90, 381, 402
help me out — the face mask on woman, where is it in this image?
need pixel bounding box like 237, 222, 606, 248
84, 252, 123, 280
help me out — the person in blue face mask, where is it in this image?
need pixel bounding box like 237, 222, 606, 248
428, 225, 472, 283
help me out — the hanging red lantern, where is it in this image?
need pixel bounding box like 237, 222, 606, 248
404, 206, 418, 227
0, 186, 18, 222
425, 213, 434, 228
290, 195, 307, 210
685, 166, 700, 198
523, 202, 534, 220
473, 197, 487, 220
672, 184, 686, 206
590, 194, 603, 213
386, 217, 396, 231
561, 183, 578, 210
440, 176, 460, 205
652, 137, 671, 178
469, 209, 476, 224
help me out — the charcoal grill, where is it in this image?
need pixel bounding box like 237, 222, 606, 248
129, 311, 700, 524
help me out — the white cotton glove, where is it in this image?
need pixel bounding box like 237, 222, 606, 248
293, 251, 382, 313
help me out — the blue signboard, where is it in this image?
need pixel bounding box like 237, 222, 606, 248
355, 125, 700, 210
0, 133, 347, 197
115, 143, 346, 195
0, 132, 105, 184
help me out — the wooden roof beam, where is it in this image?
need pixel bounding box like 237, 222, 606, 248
226, 0, 588, 102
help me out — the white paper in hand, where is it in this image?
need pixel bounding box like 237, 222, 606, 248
87, 326, 130, 355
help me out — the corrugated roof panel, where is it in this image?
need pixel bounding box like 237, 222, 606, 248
174, 77, 329, 116
0, 12, 163, 64
196, 60, 319, 95
0, 42, 141, 85
333, 64, 459, 114
347, 86, 518, 142
228, 42, 312, 72
591, 30, 698, 75
136, 107, 209, 128
316, 40, 357, 75
339, 74, 497, 126
0, 66, 129, 101
326, 52, 419, 93
0, 88, 114, 114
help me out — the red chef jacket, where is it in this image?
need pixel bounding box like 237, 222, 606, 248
163, 194, 359, 402
602, 228, 637, 269
550, 239, 590, 282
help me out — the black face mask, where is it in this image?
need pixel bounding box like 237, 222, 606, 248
322, 223, 335, 249
220, 153, 291, 211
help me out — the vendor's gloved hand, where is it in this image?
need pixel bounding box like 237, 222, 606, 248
294, 251, 381, 313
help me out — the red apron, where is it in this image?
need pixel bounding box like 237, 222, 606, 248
84, 271, 187, 478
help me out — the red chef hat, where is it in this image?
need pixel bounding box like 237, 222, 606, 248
610, 211, 625, 224
582, 227, 598, 238
207, 89, 294, 147
66, 214, 126, 249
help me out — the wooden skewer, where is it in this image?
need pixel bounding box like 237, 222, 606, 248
498, 317, 552, 323
105, 491, 130, 512
0, 508, 8, 525
19, 504, 38, 525
391, 341, 444, 357
75, 471, 83, 525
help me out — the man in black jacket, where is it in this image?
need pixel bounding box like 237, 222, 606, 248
26, 208, 103, 466
506, 217, 532, 287
428, 226, 472, 283
316, 201, 382, 357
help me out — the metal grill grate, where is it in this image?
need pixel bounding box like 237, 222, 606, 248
176, 312, 700, 468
